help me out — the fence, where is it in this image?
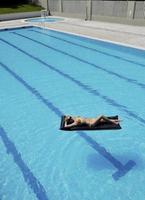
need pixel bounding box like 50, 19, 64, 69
40, 0, 145, 25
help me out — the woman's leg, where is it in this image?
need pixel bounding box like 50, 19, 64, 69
90, 115, 105, 126
92, 115, 118, 126
100, 115, 118, 125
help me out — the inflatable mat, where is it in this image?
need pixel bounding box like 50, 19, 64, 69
60, 115, 121, 131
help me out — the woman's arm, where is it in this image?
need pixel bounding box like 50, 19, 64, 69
65, 121, 77, 128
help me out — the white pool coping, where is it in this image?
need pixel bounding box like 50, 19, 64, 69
34, 24, 145, 51
0, 16, 145, 51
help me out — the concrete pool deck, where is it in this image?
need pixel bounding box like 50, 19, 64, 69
0, 17, 145, 50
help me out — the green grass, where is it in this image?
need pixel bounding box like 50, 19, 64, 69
0, 4, 43, 14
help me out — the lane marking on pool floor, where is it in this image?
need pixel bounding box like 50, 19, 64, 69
0, 126, 49, 200
29, 28, 145, 68
11, 31, 145, 91
0, 37, 145, 126
0, 61, 136, 181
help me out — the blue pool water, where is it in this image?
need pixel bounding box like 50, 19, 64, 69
0, 26, 145, 200
26, 17, 63, 23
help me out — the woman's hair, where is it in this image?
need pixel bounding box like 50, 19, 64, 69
66, 116, 74, 124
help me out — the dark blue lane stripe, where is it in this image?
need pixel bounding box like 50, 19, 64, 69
12, 31, 145, 91
0, 61, 62, 117
29, 29, 145, 68
0, 61, 136, 180
0, 126, 49, 200
0, 38, 145, 125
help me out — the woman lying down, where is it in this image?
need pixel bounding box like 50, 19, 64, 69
64, 115, 120, 129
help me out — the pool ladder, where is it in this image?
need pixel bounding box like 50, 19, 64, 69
40, 10, 48, 29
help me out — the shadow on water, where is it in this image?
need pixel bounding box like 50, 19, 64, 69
78, 132, 136, 180
0, 61, 136, 182
87, 153, 144, 171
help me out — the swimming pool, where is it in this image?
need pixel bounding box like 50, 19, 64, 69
26, 17, 63, 23
0, 26, 145, 200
